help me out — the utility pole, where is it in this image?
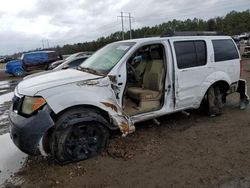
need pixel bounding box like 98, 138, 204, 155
129, 12, 132, 39
118, 12, 133, 40
120, 12, 124, 40
47, 39, 50, 48
41, 40, 44, 49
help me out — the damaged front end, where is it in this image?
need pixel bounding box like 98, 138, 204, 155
100, 101, 135, 136
40, 76, 136, 137
76, 77, 136, 136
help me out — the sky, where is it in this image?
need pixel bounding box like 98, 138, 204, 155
0, 0, 249, 55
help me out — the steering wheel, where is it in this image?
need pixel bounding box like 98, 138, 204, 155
127, 63, 137, 83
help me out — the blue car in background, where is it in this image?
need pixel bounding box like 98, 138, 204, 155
5, 51, 60, 77
5, 60, 24, 77
5, 60, 24, 76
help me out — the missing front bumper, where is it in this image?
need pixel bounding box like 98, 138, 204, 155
9, 109, 54, 155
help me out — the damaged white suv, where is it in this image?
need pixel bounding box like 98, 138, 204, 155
9, 33, 249, 163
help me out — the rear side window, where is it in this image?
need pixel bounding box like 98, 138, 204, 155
174, 40, 207, 69
212, 39, 239, 62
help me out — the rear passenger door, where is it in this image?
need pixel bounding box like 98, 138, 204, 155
169, 39, 211, 109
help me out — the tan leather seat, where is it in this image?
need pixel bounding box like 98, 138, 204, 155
134, 52, 149, 78
127, 49, 164, 101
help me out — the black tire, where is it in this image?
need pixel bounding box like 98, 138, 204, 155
50, 108, 109, 164
13, 67, 24, 77
207, 85, 223, 116
45, 63, 50, 70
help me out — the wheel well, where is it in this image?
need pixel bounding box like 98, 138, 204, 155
198, 80, 230, 112
202, 80, 230, 102
43, 105, 114, 155
210, 80, 230, 93
51, 105, 111, 127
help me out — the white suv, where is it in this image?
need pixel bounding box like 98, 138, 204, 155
9, 33, 249, 163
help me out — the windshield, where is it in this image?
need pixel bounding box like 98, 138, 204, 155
79, 42, 135, 75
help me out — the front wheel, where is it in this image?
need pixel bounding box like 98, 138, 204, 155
13, 67, 24, 77
50, 109, 109, 164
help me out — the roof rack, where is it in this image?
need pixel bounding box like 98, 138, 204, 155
160, 31, 224, 37
143, 35, 161, 38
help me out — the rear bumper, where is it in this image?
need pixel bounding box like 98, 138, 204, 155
237, 79, 249, 109
237, 79, 249, 99
9, 108, 54, 155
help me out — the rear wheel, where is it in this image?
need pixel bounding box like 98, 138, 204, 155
207, 85, 223, 116
50, 109, 109, 164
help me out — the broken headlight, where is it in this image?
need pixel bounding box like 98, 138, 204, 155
21, 96, 46, 115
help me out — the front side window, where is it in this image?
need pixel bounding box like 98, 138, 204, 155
79, 42, 135, 75
212, 39, 239, 62
174, 40, 207, 69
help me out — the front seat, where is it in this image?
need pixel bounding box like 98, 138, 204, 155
127, 49, 164, 110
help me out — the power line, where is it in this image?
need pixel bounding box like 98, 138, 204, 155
41, 40, 44, 49
95, 23, 121, 36
94, 20, 121, 31
40, 1, 247, 49
47, 39, 50, 48
118, 12, 125, 40
52, 20, 121, 45
118, 12, 134, 40
129, 13, 132, 39
52, 22, 122, 46
135, 0, 249, 23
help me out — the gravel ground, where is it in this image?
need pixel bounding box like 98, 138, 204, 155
1, 59, 250, 188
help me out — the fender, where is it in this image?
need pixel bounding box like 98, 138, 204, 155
37, 78, 135, 136
196, 71, 232, 107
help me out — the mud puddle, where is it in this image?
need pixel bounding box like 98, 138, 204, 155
0, 92, 13, 105
0, 92, 13, 135
0, 80, 19, 94
0, 133, 27, 187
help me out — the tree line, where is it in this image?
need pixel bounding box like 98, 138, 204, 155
12, 9, 250, 57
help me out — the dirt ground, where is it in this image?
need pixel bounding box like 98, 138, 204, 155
2, 59, 250, 188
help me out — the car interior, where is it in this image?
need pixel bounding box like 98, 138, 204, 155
123, 44, 166, 115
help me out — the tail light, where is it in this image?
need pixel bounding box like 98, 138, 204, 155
240, 59, 243, 77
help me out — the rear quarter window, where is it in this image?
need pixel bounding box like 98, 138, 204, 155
212, 39, 239, 62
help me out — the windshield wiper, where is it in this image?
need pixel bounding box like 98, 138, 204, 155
77, 66, 104, 76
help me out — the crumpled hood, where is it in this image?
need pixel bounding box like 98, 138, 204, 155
17, 69, 102, 96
